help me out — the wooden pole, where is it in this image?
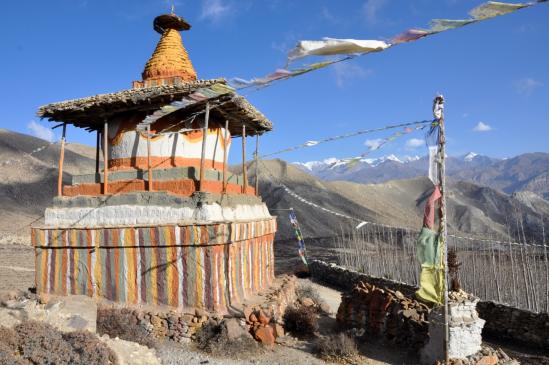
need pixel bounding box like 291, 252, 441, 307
199, 103, 210, 192
435, 95, 449, 363
222, 120, 229, 194
146, 125, 153, 191
95, 130, 100, 176
241, 125, 247, 194
57, 123, 67, 196
103, 121, 109, 195
254, 133, 260, 196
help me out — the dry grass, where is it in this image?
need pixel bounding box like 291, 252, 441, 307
296, 284, 322, 305
97, 307, 156, 349
283, 305, 318, 338
0, 321, 117, 365
314, 333, 359, 364
195, 320, 260, 359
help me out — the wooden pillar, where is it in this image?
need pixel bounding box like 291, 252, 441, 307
254, 133, 260, 196
57, 123, 67, 197
222, 120, 229, 194
103, 121, 109, 195
95, 130, 100, 176
199, 103, 210, 192
146, 125, 153, 191
241, 125, 247, 194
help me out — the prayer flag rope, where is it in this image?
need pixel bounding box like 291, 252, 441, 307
0, 141, 58, 168
230, 1, 547, 90
261, 119, 435, 158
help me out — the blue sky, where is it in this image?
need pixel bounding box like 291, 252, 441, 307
1, 0, 547, 164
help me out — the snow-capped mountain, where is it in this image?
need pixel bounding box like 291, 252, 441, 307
464, 152, 478, 162
292, 153, 502, 184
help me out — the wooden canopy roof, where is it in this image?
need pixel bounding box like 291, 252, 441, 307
37, 79, 273, 136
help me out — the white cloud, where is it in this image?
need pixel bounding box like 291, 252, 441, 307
362, 0, 387, 25
27, 120, 55, 142
333, 62, 372, 88
473, 121, 492, 132
405, 138, 424, 149
200, 0, 232, 22
364, 138, 383, 150
515, 77, 543, 95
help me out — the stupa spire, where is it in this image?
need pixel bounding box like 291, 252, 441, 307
134, 13, 197, 88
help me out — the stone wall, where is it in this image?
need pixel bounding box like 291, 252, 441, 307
337, 280, 430, 351
477, 301, 549, 350
96, 275, 297, 344
310, 260, 549, 351
309, 260, 417, 296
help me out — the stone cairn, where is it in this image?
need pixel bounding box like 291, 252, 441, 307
336, 280, 431, 351
421, 290, 485, 364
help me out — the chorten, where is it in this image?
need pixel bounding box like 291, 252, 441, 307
32, 13, 276, 313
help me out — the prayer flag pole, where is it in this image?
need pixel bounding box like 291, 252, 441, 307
434, 95, 449, 362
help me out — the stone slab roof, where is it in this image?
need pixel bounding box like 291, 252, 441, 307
37, 79, 272, 136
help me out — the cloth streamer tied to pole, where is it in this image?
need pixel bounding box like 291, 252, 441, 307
289, 209, 308, 265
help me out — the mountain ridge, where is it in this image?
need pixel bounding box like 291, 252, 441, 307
292, 152, 549, 199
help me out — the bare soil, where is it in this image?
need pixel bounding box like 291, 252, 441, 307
0, 244, 35, 292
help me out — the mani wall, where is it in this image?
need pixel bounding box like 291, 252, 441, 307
309, 260, 549, 350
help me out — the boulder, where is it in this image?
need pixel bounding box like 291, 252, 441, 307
254, 325, 275, 346
301, 298, 315, 307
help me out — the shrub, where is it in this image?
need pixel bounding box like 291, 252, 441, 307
0, 321, 118, 365
0, 327, 19, 354
283, 305, 318, 337
314, 333, 359, 364
15, 321, 75, 365
296, 284, 330, 314
195, 320, 260, 359
97, 307, 156, 349
63, 330, 118, 365
0, 344, 29, 365
296, 284, 322, 303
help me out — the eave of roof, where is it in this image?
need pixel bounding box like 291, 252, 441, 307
37, 78, 272, 136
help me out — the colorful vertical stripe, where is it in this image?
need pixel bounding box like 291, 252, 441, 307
32, 219, 276, 312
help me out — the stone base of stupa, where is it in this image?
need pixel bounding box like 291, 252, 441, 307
31, 190, 276, 313
420, 291, 485, 364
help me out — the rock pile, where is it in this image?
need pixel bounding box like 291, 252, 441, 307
243, 307, 284, 346
337, 281, 430, 350
439, 345, 518, 365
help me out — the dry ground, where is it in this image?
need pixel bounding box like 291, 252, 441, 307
0, 244, 34, 292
